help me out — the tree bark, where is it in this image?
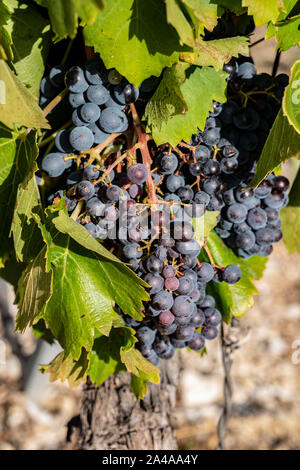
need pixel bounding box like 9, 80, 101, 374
69, 356, 181, 450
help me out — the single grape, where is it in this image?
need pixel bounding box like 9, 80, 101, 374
104, 205, 119, 221
127, 164, 148, 184
255, 227, 274, 246
108, 69, 123, 85
202, 325, 218, 340
86, 197, 105, 217
113, 82, 139, 104
152, 291, 174, 311
69, 126, 94, 151
176, 240, 200, 256
86, 84, 110, 105
237, 62, 256, 79
69, 92, 85, 108
65, 66, 89, 93
222, 265, 241, 284
187, 332, 205, 351
197, 262, 215, 283
247, 207, 267, 230
236, 230, 256, 250
84, 222, 99, 238
172, 295, 194, 317
273, 175, 289, 192
158, 153, 178, 175
200, 295, 215, 309
195, 145, 210, 163
99, 107, 128, 133
41, 152, 71, 177
189, 310, 205, 327
76, 180, 95, 200
159, 310, 175, 326
164, 277, 180, 291
227, 203, 248, 224
146, 255, 163, 273
83, 165, 100, 181
166, 174, 185, 192
106, 185, 122, 201
175, 325, 194, 341
136, 326, 156, 345
123, 243, 141, 259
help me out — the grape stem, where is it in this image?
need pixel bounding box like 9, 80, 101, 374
43, 88, 68, 117
90, 133, 122, 155
61, 39, 74, 65
203, 241, 224, 270
129, 102, 158, 204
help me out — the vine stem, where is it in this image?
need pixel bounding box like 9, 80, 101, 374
250, 37, 265, 47
272, 50, 281, 77
61, 39, 74, 65
129, 103, 158, 204
43, 88, 68, 117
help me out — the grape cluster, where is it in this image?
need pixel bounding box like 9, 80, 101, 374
38, 55, 288, 365
185, 58, 289, 258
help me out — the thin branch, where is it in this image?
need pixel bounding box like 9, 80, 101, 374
43, 88, 68, 117
130, 103, 158, 204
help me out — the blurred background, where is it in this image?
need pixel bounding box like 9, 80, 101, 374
0, 27, 299, 451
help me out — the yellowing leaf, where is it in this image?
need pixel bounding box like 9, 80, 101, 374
0, 60, 50, 129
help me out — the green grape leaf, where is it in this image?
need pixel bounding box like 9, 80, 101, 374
0, 0, 13, 61
33, 210, 149, 359
0, 128, 40, 263
88, 329, 128, 385
0, 0, 10, 23
52, 209, 130, 264
180, 0, 218, 36
144, 63, 188, 129
11, 174, 44, 263
249, 108, 300, 187
283, 60, 300, 133
15, 245, 53, 331
275, 16, 300, 51
73, 0, 105, 25
42, 0, 77, 40
211, 0, 245, 15
242, 0, 292, 27
202, 231, 267, 322
192, 210, 219, 243
5, 0, 52, 98
84, 0, 186, 87
40, 349, 89, 388
181, 36, 250, 70
165, 0, 195, 46
145, 65, 227, 146
281, 167, 300, 253
119, 329, 160, 398
0, 60, 50, 129
33, 0, 105, 39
